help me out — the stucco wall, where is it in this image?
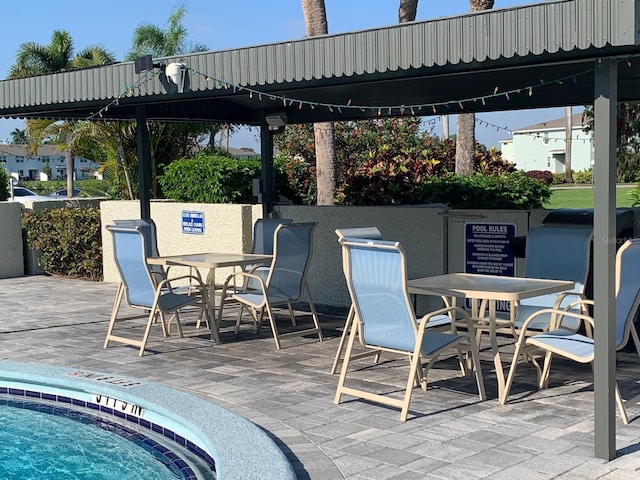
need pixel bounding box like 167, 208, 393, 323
273, 204, 449, 310
100, 201, 260, 284
0, 202, 24, 278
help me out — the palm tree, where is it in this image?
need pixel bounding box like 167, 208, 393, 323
455, 0, 494, 175
302, 0, 337, 206
9, 30, 115, 196
9, 128, 27, 145
125, 3, 207, 60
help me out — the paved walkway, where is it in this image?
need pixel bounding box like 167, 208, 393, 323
2, 276, 640, 479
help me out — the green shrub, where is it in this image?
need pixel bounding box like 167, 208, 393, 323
572, 170, 593, 184
0, 168, 8, 201
160, 153, 261, 203
551, 173, 565, 185
23, 179, 110, 195
23, 207, 103, 280
418, 172, 551, 209
524, 170, 554, 186
628, 185, 640, 207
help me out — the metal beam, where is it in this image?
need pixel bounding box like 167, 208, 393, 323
136, 106, 152, 219
592, 59, 618, 460
260, 113, 275, 218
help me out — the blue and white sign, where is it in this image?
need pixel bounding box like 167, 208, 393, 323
465, 222, 516, 277
181, 210, 205, 234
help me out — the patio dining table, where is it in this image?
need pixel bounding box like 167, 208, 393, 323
407, 273, 574, 403
147, 252, 272, 342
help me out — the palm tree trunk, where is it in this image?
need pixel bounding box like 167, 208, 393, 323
456, 0, 495, 175
565, 106, 574, 182
65, 150, 75, 198
398, 0, 419, 22
302, 0, 336, 206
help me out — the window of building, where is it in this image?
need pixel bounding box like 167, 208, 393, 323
15, 156, 24, 163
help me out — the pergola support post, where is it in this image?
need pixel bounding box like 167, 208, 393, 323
592, 59, 618, 460
136, 105, 152, 220
260, 113, 275, 218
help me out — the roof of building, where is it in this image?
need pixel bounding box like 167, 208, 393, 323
1, 0, 639, 124
513, 112, 588, 133
0, 144, 66, 156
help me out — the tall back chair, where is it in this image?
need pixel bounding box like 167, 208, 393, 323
330, 227, 383, 374
113, 219, 164, 279
502, 239, 640, 420
252, 218, 293, 255
105, 224, 210, 356
218, 222, 323, 349
335, 237, 485, 421
511, 225, 594, 333
243, 218, 293, 291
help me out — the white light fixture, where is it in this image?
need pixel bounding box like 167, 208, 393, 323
165, 62, 186, 93
265, 112, 288, 128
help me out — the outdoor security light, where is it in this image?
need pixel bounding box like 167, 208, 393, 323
265, 112, 288, 129
165, 63, 187, 93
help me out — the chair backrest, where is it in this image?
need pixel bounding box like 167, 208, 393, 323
614, 239, 640, 348
340, 237, 417, 352
106, 224, 157, 308
113, 219, 164, 277
335, 227, 383, 242
523, 225, 593, 294
251, 218, 293, 255
265, 222, 317, 301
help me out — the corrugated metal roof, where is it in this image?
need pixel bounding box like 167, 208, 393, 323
1, 0, 639, 124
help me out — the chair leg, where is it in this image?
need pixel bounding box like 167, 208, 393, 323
305, 284, 323, 341
330, 306, 355, 375
630, 323, 640, 359
104, 283, 125, 349
265, 302, 282, 350
467, 334, 486, 401
501, 339, 526, 405
615, 382, 630, 425
334, 318, 360, 405
287, 303, 297, 327
400, 346, 423, 421
138, 310, 157, 356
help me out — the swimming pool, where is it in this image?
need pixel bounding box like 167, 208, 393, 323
0, 361, 296, 480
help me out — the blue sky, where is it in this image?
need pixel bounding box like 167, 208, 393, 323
0, 0, 569, 150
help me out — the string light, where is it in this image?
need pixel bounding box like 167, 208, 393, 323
86, 55, 634, 124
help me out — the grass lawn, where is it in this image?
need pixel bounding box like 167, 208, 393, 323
545, 185, 637, 209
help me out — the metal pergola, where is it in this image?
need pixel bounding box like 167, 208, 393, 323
1, 0, 639, 460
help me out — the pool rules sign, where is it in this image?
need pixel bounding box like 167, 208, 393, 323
465, 223, 516, 277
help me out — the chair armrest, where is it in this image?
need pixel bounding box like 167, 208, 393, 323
418, 306, 469, 331
158, 274, 207, 293
220, 271, 268, 297
551, 292, 589, 310
517, 307, 595, 339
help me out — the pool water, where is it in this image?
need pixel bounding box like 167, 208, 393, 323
0, 398, 201, 480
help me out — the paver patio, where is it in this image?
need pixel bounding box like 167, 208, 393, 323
2, 275, 640, 479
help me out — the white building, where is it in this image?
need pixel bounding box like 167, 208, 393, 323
500, 112, 593, 173
0, 144, 99, 181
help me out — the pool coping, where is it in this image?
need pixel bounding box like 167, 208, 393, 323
0, 360, 296, 480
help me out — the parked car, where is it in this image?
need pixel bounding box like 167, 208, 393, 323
47, 187, 109, 199
9, 186, 51, 204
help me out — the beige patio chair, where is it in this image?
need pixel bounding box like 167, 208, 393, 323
217, 222, 323, 349
335, 237, 485, 421
501, 239, 640, 422
105, 224, 211, 356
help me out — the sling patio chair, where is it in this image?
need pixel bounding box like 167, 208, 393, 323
217, 222, 323, 349
330, 227, 455, 374
334, 237, 486, 422
114, 218, 208, 330
474, 225, 594, 344
105, 224, 212, 356
501, 238, 640, 421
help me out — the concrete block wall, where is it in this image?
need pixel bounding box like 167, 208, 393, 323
0, 202, 24, 278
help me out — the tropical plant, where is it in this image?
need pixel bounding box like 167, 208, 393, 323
9, 128, 27, 145
456, 0, 494, 175
0, 168, 8, 201
8, 30, 115, 197
301, 0, 337, 206
125, 3, 208, 59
